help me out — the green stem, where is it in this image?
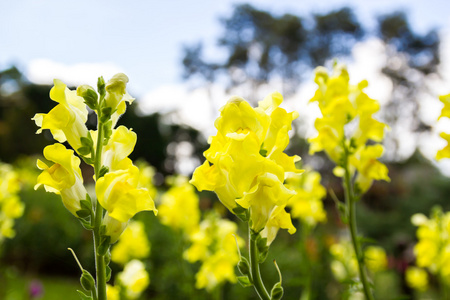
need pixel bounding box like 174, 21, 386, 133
93, 204, 106, 300
343, 163, 374, 300
249, 228, 271, 300
93, 103, 106, 300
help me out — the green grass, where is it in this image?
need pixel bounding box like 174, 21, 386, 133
2, 268, 80, 300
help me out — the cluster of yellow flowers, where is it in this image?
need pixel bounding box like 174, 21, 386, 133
308, 64, 390, 193
330, 240, 387, 282
184, 212, 244, 291
158, 176, 200, 236
191, 92, 301, 243
157, 176, 243, 291
0, 162, 24, 241
33, 74, 157, 243
285, 169, 327, 227
108, 220, 151, 300
407, 208, 450, 291
436, 94, 450, 160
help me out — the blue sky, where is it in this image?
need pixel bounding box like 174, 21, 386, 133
1, 0, 449, 95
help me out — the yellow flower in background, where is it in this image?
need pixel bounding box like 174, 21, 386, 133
435, 94, 450, 160
364, 246, 388, 273
330, 240, 358, 282
35, 143, 87, 217
191, 92, 301, 239
330, 239, 388, 281
106, 284, 120, 300
158, 176, 200, 235
184, 212, 244, 291
436, 132, 450, 160
411, 209, 450, 282
118, 259, 150, 299
405, 267, 428, 292
135, 160, 157, 200
352, 145, 390, 193
0, 162, 24, 241
308, 64, 389, 192
286, 169, 327, 226
32, 79, 88, 153
111, 220, 150, 265
96, 165, 157, 223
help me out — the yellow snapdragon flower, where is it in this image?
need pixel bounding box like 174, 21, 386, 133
330, 239, 387, 282
0, 163, 24, 241
118, 259, 150, 299
285, 169, 327, 226
35, 143, 87, 217
184, 212, 244, 291
32, 79, 88, 153
111, 220, 150, 265
364, 246, 388, 273
405, 266, 428, 292
158, 176, 200, 235
96, 165, 157, 223
411, 209, 450, 282
106, 284, 120, 300
308, 64, 389, 193
191, 92, 301, 238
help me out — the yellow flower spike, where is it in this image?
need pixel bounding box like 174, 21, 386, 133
32, 79, 89, 152
111, 220, 150, 264
96, 167, 157, 223
35, 143, 87, 217
405, 267, 428, 292
2, 196, 25, 219
184, 213, 243, 291
158, 178, 200, 235
286, 170, 327, 226
118, 259, 150, 299
237, 172, 295, 233
438, 93, 450, 120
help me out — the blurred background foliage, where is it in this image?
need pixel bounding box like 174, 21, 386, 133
0, 3, 448, 299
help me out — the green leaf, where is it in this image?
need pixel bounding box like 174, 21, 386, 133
237, 257, 251, 277
237, 275, 253, 287
98, 166, 109, 179
81, 156, 94, 165
97, 76, 106, 99
78, 218, 93, 230
103, 120, 113, 145
80, 270, 95, 292
80, 136, 93, 148
77, 146, 91, 156
232, 205, 250, 222
270, 282, 284, 300
105, 265, 112, 282
76, 209, 91, 219
97, 236, 111, 256
77, 290, 93, 300
100, 107, 112, 123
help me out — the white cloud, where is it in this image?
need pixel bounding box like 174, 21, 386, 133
140, 84, 228, 137
26, 59, 125, 87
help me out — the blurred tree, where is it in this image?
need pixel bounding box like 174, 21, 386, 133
182, 4, 363, 100
376, 12, 440, 160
